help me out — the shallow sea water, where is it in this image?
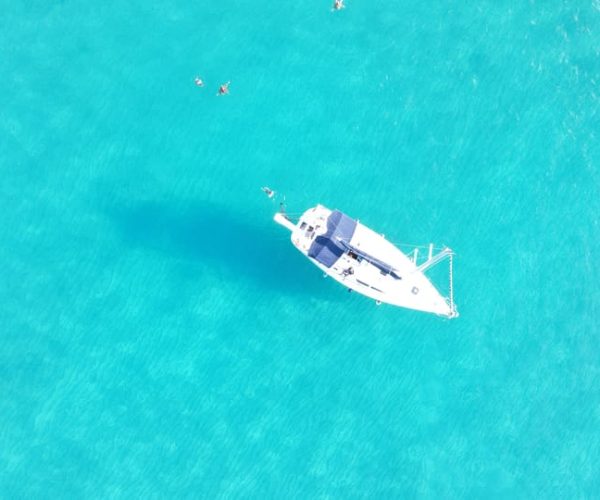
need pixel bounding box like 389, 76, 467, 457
1, 0, 599, 497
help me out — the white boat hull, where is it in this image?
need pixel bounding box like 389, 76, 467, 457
274, 206, 457, 318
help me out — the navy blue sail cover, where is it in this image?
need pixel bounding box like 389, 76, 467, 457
308, 210, 357, 268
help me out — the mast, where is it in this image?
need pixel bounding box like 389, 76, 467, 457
337, 239, 402, 278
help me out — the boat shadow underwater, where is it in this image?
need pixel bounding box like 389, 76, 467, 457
109, 200, 334, 297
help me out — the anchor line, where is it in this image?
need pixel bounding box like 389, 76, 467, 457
449, 253, 455, 313
333, 235, 445, 254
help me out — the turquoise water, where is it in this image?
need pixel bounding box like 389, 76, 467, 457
1, 0, 599, 496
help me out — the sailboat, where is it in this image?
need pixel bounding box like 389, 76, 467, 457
273, 203, 458, 318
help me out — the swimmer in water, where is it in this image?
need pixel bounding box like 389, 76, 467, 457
217, 81, 230, 96
261, 186, 275, 199
194, 77, 204, 87
333, 0, 345, 10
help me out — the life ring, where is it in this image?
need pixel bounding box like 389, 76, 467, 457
411, 286, 419, 295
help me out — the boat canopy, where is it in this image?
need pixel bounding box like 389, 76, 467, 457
308, 210, 357, 268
